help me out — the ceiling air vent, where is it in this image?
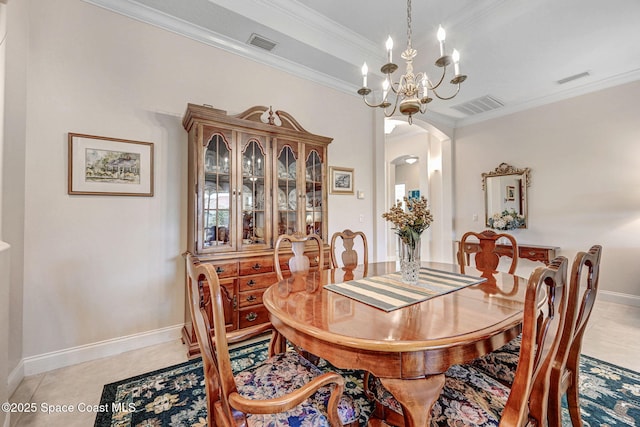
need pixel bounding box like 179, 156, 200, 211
247, 33, 277, 52
557, 71, 590, 85
451, 95, 504, 116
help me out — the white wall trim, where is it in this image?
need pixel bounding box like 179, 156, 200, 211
598, 290, 640, 308
7, 359, 23, 397
21, 324, 183, 377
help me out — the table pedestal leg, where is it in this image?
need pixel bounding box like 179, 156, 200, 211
379, 374, 445, 427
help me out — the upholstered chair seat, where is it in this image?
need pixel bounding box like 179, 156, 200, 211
235, 351, 362, 425
368, 364, 516, 426
468, 334, 522, 386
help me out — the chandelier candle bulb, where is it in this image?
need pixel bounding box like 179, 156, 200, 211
452, 49, 460, 75
386, 36, 393, 63
437, 25, 446, 56
361, 62, 368, 88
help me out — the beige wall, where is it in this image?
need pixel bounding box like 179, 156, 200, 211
4, 0, 27, 394
9, 0, 376, 374
454, 79, 640, 301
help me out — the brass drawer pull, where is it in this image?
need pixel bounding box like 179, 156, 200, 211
247, 279, 256, 287
246, 312, 258, 322
252, 263, 262, 270
215, 266, 224, 273
246, 295, 256, 302
528, 251, 537, 255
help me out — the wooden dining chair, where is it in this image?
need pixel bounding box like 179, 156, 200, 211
548, 245, 602, 427
366, 256, 569, 427
186, 253, 367, 427
458, 229, 519, 277
274, 232, 324, 281
330, 229, 368, 269
467, 245, 602, 427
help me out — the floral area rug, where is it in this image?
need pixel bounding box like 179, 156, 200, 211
95, 338, 640, 426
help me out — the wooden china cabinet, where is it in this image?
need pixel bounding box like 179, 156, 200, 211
181, 104, 332, 356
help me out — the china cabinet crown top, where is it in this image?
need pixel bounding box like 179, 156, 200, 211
182, 104, 333, 146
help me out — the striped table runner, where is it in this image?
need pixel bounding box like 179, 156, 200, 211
324, 267, 487, 311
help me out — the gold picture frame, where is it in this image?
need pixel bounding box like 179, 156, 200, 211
68, 133, 154, 196
329, 166, 354, 195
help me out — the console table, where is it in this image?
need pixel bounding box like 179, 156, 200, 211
458, 241, 559, 265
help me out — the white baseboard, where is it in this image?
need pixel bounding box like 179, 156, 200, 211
21, 324, 183, 377
7, 358, 24, 397
598, 290, 640, 307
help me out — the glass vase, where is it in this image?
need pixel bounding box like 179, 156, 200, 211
398, 236, 421, 285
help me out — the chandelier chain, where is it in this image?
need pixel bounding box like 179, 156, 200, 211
406, 0, 412, 49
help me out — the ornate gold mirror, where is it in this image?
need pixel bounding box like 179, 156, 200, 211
482, 163, 530, 229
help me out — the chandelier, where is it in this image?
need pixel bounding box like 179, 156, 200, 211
357, 0, 467, 124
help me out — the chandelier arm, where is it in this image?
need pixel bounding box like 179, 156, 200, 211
430, 84, 462, 101
361, 96, 388, 109
388, 79, 402, 95
427, 67, 448, 91
383, 100, 399, 118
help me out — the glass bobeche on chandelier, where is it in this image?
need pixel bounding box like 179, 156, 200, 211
358, 0, 467, 124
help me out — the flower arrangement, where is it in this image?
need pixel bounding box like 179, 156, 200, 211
382, 196, 433, 248
488, 209, 525, 230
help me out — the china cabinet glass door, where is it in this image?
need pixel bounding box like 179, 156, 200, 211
305, 149, 324, 237
276, 145, 298, 236
240, 138, 267, 248
202, 133, 232, 250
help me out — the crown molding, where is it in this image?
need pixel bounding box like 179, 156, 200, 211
82, 0, 360, 96
455, 68, 640, 127
207, 0, 384, 67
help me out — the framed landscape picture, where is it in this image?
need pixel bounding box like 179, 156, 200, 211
68, 133, 154, 196
329, 166, 354, 195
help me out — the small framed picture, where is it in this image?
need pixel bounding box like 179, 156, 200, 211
68, 133, 154, 196
506, 185, 515, 201
329, 166, 354, 195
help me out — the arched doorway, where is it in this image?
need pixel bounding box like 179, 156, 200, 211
383, 117, 454, 263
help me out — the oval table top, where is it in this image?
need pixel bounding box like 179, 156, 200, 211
263, 261, 527, 376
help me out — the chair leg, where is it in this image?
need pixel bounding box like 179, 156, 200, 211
565, 374, 583, 426
564, 350, 584, 427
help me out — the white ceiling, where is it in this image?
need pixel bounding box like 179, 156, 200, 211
86, 0, 640, 128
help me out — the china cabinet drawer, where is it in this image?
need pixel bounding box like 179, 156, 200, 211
239, 257, 274, 275
239, 305, 270, 328
238, 288, 266, 308
239, 272, 277, 291
208, 261, 238, 279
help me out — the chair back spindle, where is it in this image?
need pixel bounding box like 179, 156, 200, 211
548, 245, 602, 427
274, 232, 324, 281
330, 229, 369, 269
458, 230, 519, 277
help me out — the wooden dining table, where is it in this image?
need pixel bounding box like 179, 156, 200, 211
262, 261, 528, 426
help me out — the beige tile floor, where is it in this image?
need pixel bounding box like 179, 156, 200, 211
8, 300, 640, 426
